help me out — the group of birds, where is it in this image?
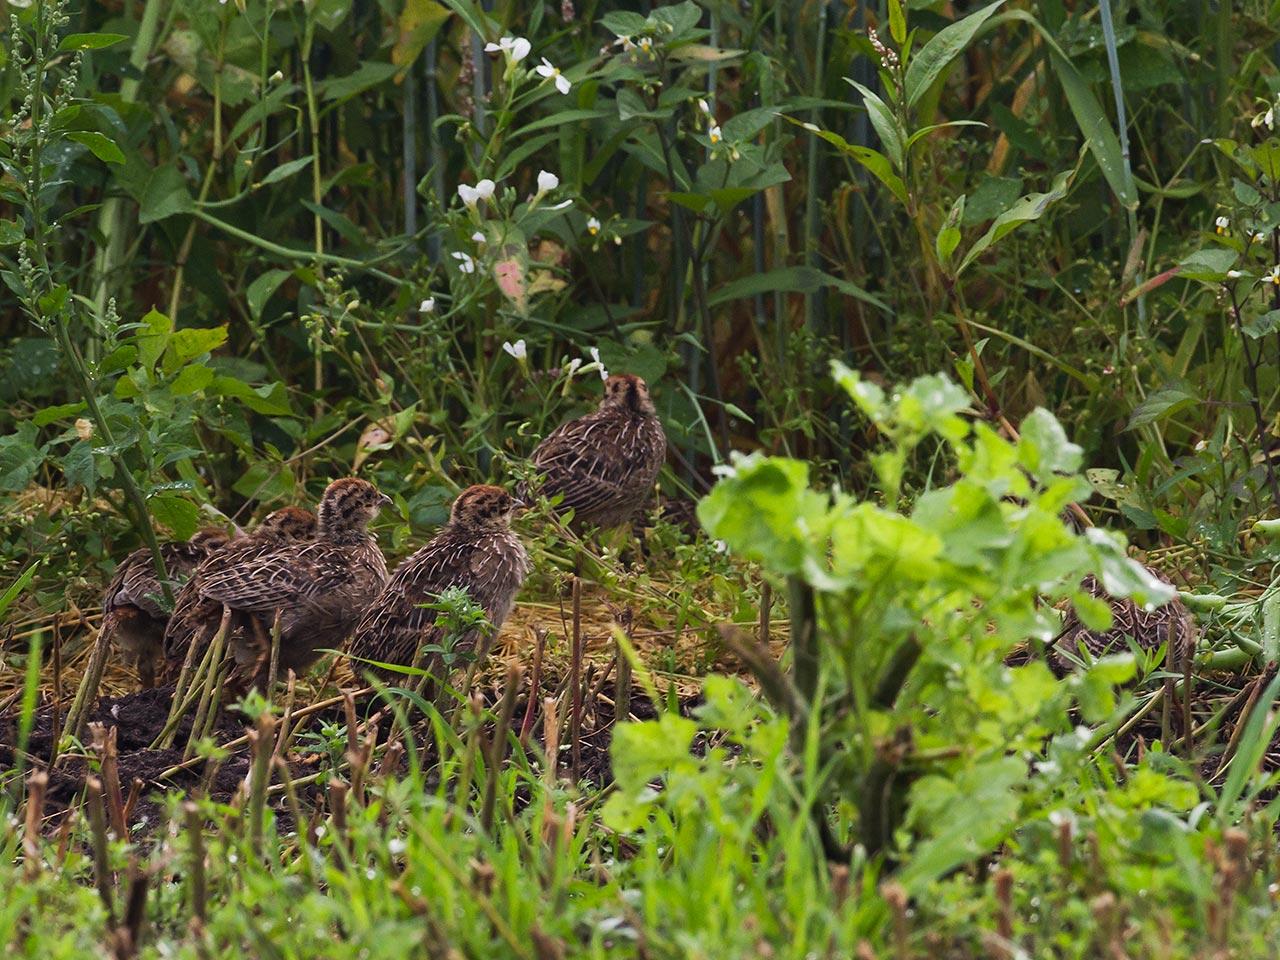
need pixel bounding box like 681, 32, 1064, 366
100, 373, 667, 699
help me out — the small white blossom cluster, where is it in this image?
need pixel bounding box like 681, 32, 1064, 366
868, 27, 898, 69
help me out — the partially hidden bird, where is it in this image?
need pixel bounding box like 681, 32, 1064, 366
1052, 571, 1196, 674
102, 527, 231, 687
189, 478, 390, 692
346, 484, 530, 685
162, 505, 317, 681
524, 373, 666, 530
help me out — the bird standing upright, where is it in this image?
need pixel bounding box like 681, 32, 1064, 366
525, 373, 667, 530
192, 478, 390, 691
347, 484, 530, 685
102, 528, 231, 687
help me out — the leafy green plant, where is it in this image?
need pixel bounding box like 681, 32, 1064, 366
698, 363, 1171, 887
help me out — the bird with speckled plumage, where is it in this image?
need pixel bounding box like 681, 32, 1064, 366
1052, 571, 1196, 674
347, 484, 530, 683
102, 528, 231, 688
523, 373, 667, 530
189, 478, 390, 691
162, 505, 318, 680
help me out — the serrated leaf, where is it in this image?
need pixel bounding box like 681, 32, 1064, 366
1125, 386, 1196, 431
149, 495, 200, 540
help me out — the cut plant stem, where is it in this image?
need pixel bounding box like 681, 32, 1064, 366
571, 576, 583, 781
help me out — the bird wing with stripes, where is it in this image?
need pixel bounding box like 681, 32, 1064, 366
196, 542, 358, 613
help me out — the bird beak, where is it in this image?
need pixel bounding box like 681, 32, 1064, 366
379, 493, 394, 507
510, 497, 527, 511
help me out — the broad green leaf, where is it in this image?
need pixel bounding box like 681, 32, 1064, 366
0, 423, 46, 492
1176, 247, 1236, 282
1017, 408, 1082, 482
136, 309, 172, 371
1243, 309, 1280, 339
600, 11, 650, 37
247, 270, 293, 321
956, 164, 1076, 275
169, 363, 216, 396
61, 439, 96, 494
211, 376, 294, 416
1125, 386, 1196, 431
138, 165, 194, 224
904, 1, 1005, 107
67, 131, 125, 165
149, 495, 200, 540
165, 325, 228, 371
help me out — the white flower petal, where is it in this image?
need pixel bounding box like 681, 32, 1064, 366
472, 230, 486, 243
537, 170, 559, 193
587, 216, 601, 234
419, 298, 435, 313
484, 42, 502, 52
555, 74, 571, 96
458, 184, 479, 206
475, 178, 496, 200
545, 199, 573, 211
510, 37, 531, 62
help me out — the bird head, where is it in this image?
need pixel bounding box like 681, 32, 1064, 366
599, 373, 655, 415
450, 484, 522, 530
318, 478, 391, 537
189, 527, 232, 553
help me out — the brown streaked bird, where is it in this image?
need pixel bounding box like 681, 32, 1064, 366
346, 485, 530, 683
192, 478, 390, 691
102, 528, 231, 687
162, 506, 317, 678
524, 373, 667, 529
1052, 571, 1196, 674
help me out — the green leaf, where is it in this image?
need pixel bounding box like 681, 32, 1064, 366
1017, 408, 1082, 483
211, 376, 295, 416
149, 495, 200, 540
847, 80, 904, 170
904, 1, 1005, 107
258, 156, 314, 188
781, 115, 908, 204
136, 309, 172, 371
1177, 247, 1237, 282
998, 10, 1136, 209
312, 0, 353, 32
165, 326, 228, 372
247, 270, 293, 321
707, 266, 826, 306
169, 363, 215, 396
138, 165, 195, 224
32, 402, 86, 426
67, 131, 125, 165
0, 218, 23, 246
936, 194, 965, 270
61, 439, 96, 495
600, 11, 650, 37
1243, 309, 1280, 339
1125, 386, 1196, 430
321, 62, 399, 102
956, 164, 1076, 275
0, 423, 46, 492
391, 0, 451, 67
887, 0, 907, 45
58, 32, 127, 51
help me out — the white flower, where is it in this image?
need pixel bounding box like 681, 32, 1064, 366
565, 358, 583, 378
708, 124, 723, 144
1251, 229, 1267, 244
697, 98, 711, 115
638, 37, 653, 56
589, 346, 609, 380
614, 35, 635, 51
502, 339, 527, 360
1266, 265, 1280, 285
1215, 216, 1230, 235
484, 36, 531, 63
536, 58, 572, 95
1255, 106, 1276, 131
1226, 270, 1243, 279
711, 463, 737, 478
419, 297, 435, 313
269, 70, 284, 83
713, 539, 727, 553
457, 179, 496, 207
587, 216, 601, 236
537, 170, 559, 194
471, 230, 486, 244
388, 838, 406, 855
451, 251, 476, 274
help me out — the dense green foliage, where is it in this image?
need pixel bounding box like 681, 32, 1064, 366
7, 0, 1280, 955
